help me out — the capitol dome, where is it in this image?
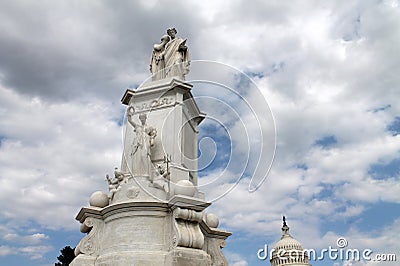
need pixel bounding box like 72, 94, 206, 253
270, 217, 311, 266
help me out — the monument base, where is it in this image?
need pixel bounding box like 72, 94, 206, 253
70, 254, 96, 266
95, 251, 167, 266
165, 247, 211, 266
71, 195, 231, 266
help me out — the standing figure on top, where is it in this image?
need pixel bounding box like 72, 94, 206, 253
162, 28, 190, 80
149, 28, 190, 81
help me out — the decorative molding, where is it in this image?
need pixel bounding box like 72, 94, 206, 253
75, 217, 105, 256
134, 97, 175, 111
171, 207, 204, 249
168, 195, 211, 212
76, 202, 169, 223
174, 207, 203, 222
205, 238, 229, 266
200, 220, 231, 266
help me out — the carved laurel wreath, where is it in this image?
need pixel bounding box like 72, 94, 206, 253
126, 186, 140, 199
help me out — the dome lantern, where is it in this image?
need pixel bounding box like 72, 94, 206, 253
270, 216, 311, 266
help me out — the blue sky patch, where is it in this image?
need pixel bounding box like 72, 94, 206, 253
314, 135, 337, 148
355, 202, 400, 235
0, 135, 5, 147
244, 71, 264, 79
114, 108, 126, 127
368, 157, 400, 179
296, 163, 308, 170
387, 116, 400, 136
318, 183, 335, 198
225, 231, 277, 266
198, 122, 231, 175
0, 220, 82, 266
233, 73, 252, 96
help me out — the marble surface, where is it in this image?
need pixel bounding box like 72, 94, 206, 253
71, 78, 230, 266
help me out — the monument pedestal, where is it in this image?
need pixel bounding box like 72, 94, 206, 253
166, 247, 211, 266
71, 78, 231, 266
71, 194, 229, 266
121, 78, 205, 187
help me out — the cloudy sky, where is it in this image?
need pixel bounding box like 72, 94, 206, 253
0, 1, 400, 265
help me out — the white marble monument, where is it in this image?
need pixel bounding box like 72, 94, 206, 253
70, 28, 231, 266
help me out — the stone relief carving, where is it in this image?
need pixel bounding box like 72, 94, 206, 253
126, 186, 140, 199
127, 106, 157, 177
134, 97, 174, 111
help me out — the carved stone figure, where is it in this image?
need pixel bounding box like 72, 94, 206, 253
105, 174, 118, 200
150, 35, 170, 81
127, 106, 157, 177
151, 164, 170, 193
105, 167, 130, 200
71, 28, 232, 266
164, 28, 190, 80
114, 167, 130, 182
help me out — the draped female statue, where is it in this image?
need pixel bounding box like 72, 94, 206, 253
149, 28, 190, 81
164, 28, 190, 80
126, 106, 157, 177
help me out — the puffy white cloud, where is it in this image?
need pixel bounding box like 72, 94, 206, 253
3, 233, 49, 245
0, 245, 15, 256
0, 244, 52, 260
18, 245, 53, 260
0, 85, 123, 229
225, 250, 249, 266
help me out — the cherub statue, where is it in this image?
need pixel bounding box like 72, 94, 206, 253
105, 167, 130, 200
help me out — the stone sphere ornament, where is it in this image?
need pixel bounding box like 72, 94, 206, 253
174, 180, 196, 197
89, 191, 109, 208
206, 213, 219, 228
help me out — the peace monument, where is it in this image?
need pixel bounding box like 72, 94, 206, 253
70, 28, 231, 266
